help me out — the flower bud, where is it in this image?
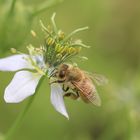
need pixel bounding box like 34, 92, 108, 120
58, 30, 65, 40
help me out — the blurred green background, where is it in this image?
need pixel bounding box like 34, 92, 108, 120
0, 0, 140, 140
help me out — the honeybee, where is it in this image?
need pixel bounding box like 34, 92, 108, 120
50, 64, 107, 106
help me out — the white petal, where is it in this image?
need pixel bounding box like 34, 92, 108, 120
50, 83, 69, 119
0, 54, 33, 71
4, 71, 42, 103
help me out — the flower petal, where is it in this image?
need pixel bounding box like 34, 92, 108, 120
50, 83, 69, 119
0, 54, 33, 71
4, 71, 42, 103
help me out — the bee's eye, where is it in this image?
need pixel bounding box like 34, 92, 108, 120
59, 70, 65, 78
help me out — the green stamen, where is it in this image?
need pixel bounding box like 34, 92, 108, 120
63, 26, 89, 42
51, 13, 58, 34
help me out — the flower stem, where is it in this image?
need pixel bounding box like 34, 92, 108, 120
4, 76, 45, 140
32, 0, 63, 17
9, 0, 17, 14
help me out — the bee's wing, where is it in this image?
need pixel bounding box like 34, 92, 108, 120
81, 89, 101, 106
89, 90, 101, 106
72, 81, 101, 106
50, 83, 69, 119
84, 71, 108, 86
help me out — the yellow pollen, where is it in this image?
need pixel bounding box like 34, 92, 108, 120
47, 37, 54, 45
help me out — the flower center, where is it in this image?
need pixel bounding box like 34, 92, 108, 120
27, 45, 47, 75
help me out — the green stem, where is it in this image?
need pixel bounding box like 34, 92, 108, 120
32, 0, 63, 17
4, 76, 45, 140
9, 0, 17, 14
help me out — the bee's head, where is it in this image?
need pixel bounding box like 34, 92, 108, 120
57, 64, 69, 79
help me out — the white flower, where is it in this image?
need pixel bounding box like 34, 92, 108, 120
0, 54, 45, 103
0, 51, 69, 119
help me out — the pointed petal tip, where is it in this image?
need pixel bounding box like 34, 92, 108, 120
62, 112, 69, 120
66, 115, 69, 120
50, 83, 70, 120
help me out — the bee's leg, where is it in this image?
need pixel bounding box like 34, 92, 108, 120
64, 92, 79, 100
62, 84, 69, 92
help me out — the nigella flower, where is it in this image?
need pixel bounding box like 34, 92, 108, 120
0, 46, 69, 118
0, 13, 90, 119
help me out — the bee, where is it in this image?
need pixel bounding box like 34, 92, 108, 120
50, 64, 107, 106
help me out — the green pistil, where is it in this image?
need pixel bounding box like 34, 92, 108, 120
28, 56, 45, 75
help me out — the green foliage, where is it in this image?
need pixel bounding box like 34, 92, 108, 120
0, 0, 140, 140
0, 0, 63, 54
